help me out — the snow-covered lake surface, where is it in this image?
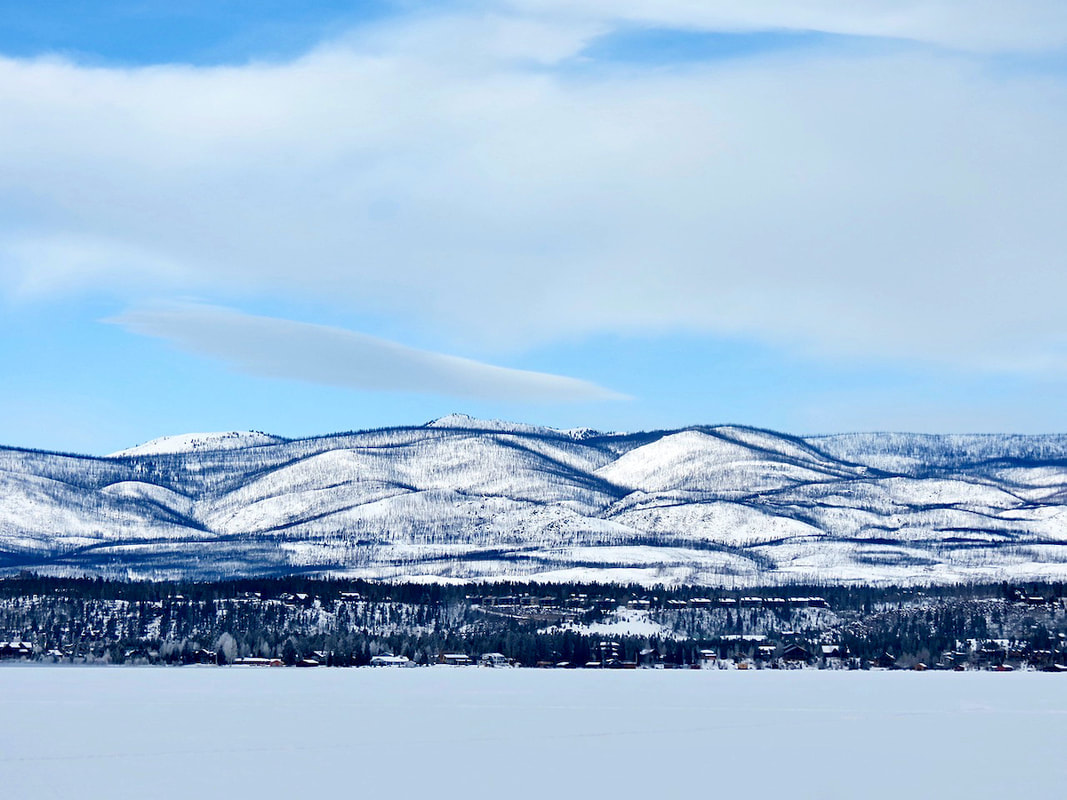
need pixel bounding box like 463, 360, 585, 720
2, 667, 1065, 798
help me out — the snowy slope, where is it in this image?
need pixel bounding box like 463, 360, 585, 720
3, 421, 1067, 585
426, 414, 606, 440
109, 431, 286, 457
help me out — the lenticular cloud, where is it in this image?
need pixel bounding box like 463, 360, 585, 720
109, 304, 625, 403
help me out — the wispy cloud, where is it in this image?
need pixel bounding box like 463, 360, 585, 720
108, 304, 625, 403
510, 0, 1067, 53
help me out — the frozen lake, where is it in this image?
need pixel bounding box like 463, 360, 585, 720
2, 667, 1065, 798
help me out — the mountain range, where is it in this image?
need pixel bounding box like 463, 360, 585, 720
3, 414, 1067, 586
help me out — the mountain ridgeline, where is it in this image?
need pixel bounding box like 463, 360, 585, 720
3, 415, 1067, 586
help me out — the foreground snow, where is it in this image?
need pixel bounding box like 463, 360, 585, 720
1, 667, 1064, 798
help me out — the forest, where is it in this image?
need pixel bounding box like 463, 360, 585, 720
1, 573, 1065, 670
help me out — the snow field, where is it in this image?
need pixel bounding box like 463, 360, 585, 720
1, 667, 1065, 799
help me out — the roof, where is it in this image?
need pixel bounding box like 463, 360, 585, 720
371, 655, 410, 664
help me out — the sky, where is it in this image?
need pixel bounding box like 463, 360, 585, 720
2, 1, 1067, 454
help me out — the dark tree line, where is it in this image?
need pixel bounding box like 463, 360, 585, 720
2, 573, 1065, 668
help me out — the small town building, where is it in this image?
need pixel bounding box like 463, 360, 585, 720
0, 641, 33, 659
782, 644, 812, 663
697, 649, 717, 668
638, 648, 660, 668
438, 653, 474, 666
370, 654, 412, 667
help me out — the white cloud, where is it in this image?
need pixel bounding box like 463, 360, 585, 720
1, 9, 1066, 373
507, 0, 1067, 53
108, 304, 625, 402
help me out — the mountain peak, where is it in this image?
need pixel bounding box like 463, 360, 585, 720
108, 431, 283, 457
425, 414, 603, 439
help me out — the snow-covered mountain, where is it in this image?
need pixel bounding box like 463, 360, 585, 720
3, 416, 1067, 586
109, 431, 285, 457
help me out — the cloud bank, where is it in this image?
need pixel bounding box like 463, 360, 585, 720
109, 304, 624, 402
1, 5, 1066, 374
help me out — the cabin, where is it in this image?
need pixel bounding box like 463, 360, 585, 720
976, 641, 1008, 666
782, 644, 812, 663
0, 641, 33, 659
370, 654, 412, 667
1029, 649, 1055, 668
876, 652, 898, 670
821, 644, 847, 659
638, 648, 660, 668
438, 653, 474, 666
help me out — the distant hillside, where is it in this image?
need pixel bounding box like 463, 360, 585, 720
2, 416, 1067, 586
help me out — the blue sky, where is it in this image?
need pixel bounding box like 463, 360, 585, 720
2, 1, 1067, 454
